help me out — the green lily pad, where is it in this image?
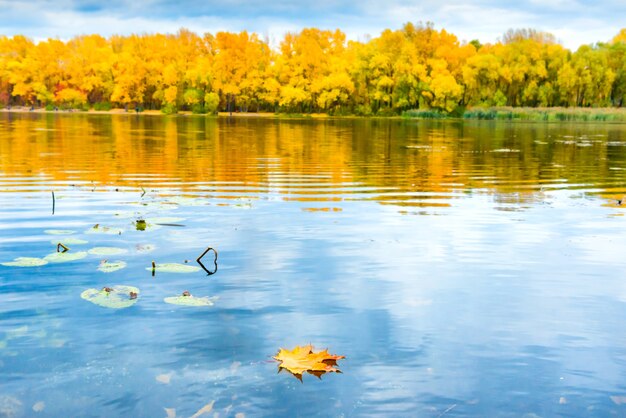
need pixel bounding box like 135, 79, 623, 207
164, 294, 218, 307
133, 220, 161, 231
97, 261, 127, 273
136, 244, 156, 254
167, 196, 205, 206
1, 257, 48, 267
80, 285, 139, 309
88, 247, 128, 256
44, 251, 88, 263
135, 219, 147, 231
50, 238, 88, 245
233, 203, 253, 209
85, 225, 124, 235
146, 263, 201, 273
6, 325, 28, 339
114, 210, 142, 219
128, 201, 177, 210
44, 229, 76, 235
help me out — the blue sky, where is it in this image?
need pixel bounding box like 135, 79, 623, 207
0, 0, 624, 50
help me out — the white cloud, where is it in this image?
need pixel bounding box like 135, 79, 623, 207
0, 0, 623, 49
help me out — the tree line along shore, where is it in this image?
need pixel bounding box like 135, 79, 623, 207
4, 105, 626, 123
1, 24, 626, 117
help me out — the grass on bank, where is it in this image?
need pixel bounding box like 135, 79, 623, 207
4, 104, 626, 122
403, 107, 626, 121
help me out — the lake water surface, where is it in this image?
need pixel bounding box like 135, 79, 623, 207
2, 113, 626, 417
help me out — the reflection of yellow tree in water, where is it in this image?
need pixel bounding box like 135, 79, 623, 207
0, 114, 625, 208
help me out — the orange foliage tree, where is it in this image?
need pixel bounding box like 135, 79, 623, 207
0, 24, 625, 113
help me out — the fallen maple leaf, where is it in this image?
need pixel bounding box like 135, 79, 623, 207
273, 345, 345, 380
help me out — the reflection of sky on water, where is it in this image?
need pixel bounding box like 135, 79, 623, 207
2, 115, 626, 416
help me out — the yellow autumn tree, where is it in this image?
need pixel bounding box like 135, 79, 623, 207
0, 24, 625, 114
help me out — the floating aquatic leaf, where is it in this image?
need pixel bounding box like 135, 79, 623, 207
164, 293, 218, 307
97, 261, 127, 273
85, 225, 123, 235
167, 196, 205, 206
147, 263, 201, 273
44, 251, 88, 263
233, 203, 253, 209
6, 326, 28, 339
128, 201, 177, 211
0, 396, 22, 418
146, 217, 185, 224
156, 373, 173, 384
32, 329, 46, 339
46, 338, 66, 348
136, 244, 156, 254
190, 401, 214, 418
114, 210, 142, 219
274, 345, 345, 380
50, 238, 88, 245
1, 257, 48, 267
44, 229, 76, 235
88, 247, 128, 256
133, 220, 161, 231
135, 219, 147, 231
80, 285, 139, 309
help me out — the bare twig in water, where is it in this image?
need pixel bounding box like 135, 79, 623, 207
141, 186, 146, 198
151, 260, 156, 277
437, 404, 457, 418
197, 246, 218, 275
57, 243, 69, 253
154, 223, 185, 227
51, 191, 55, 215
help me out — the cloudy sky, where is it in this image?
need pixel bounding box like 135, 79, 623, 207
0, 0, 624, 50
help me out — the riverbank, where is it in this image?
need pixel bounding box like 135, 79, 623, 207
404, 107, 626, 122
0, 106, 333, 119
3, 106, 626, 122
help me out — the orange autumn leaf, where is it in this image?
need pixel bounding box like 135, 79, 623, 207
273, 345, 345, 380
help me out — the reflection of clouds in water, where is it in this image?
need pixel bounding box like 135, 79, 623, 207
3, 117, 626, 415
569, 233, 626, 265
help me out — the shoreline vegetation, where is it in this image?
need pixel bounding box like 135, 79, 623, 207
3, 106, 626, 122
1, 24, 626, 118
405, 106, 626, 121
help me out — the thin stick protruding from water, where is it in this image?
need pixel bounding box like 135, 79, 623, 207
197, 246, 218, 275
57, 243, 69, 253
437, 404, 457, 418
52, 191, 55, 215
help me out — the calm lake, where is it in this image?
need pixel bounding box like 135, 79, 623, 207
2, 113, 626, 417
